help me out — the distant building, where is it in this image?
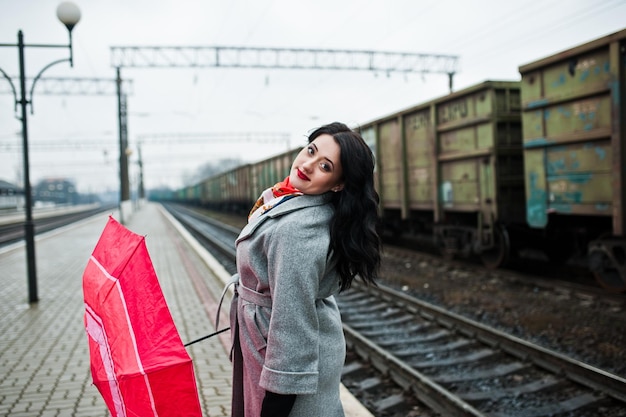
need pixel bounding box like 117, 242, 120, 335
0, 180, 23, 210
33, 178, 79, 206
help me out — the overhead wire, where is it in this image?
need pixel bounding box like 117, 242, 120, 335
464, 0, 626, 63
247, 0, 453, 128
346, 0, 626, 119
200, 0, 279, 131
442, 0, 563, 52
240, 0, 403, 126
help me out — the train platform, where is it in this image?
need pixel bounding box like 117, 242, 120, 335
0, 202, 373, 417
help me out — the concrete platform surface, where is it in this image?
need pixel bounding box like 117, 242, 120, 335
0, 202, 373, 417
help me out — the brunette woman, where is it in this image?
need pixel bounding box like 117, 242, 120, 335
229, 122, 380, 417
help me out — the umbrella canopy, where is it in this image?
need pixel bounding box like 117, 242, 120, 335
83, 216, 202, 417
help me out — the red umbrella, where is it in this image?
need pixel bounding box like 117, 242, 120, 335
83, 216, 202, 417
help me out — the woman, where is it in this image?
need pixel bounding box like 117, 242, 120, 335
229, 122, 381, 417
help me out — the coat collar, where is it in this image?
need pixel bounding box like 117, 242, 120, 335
236, 193, 332, 244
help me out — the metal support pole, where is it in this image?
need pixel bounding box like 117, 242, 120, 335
116, 67, 130, 224
137, 143, 144, 200
17, 30, 38, 303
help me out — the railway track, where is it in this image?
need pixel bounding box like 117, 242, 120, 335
163, 203, 626, 416
165, 203, 239, 272
0, 204, 116, 247
338, 284, 626, 416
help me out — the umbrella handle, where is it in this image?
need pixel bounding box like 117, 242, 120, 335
186, 274, 239, 347
184, 327, 230, 347
216, 274, 240, 330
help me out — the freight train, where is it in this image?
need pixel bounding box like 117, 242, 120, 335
166, 29, 626, 292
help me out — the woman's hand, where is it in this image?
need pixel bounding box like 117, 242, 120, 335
260, 391, 296, 417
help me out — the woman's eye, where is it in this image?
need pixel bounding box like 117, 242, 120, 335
320, 163, 331, 172
307, 146, 314, 155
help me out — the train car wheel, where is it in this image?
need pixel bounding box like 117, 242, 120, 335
589, 240, 626, 292
480, 226, 510, 270
594, 268, 626, 292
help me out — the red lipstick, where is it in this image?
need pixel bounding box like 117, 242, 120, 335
297, 169, 310, 181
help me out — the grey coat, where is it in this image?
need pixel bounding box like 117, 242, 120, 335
229, 193, 346, 417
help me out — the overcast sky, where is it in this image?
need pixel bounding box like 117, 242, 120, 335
1, 0, 625, 194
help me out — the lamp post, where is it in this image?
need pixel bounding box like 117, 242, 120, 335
0, 2, 81, 304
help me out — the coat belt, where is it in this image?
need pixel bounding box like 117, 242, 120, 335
237, 282, 272, 308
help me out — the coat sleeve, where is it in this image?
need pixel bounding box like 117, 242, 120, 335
259, 212, 331, 394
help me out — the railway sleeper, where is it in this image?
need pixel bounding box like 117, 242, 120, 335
344, 307, 402, 321
391, 338, 475, 357
409, 347, 498, 368
434, 361, 530, 384
488, 391, 604, 417
456, 375, 564, 402
375, 328, 448, 348
347, 313, 413, 329
341, 299, 389, 310
372, 394, 410, 415
353, 377, 384, 392
342, 361, 367, 379
359, 323, 427, 338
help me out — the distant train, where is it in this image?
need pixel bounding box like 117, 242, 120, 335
166, 28, 626, 292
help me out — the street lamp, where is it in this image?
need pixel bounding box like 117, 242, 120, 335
0, 2, 81, 304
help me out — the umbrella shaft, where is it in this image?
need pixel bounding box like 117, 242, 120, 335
184, 327, 230, 347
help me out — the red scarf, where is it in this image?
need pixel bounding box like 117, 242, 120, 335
248, 177, 302, 221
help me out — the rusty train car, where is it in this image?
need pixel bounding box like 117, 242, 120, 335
519, 29, 625, 291
360, 80, 525, 271
171, 29, 625, 291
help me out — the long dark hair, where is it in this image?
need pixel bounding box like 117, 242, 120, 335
308, 122, 381, 291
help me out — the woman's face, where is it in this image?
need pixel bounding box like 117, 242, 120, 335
289, 134, 344, 195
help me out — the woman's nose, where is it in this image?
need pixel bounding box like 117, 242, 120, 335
301, 160, 313, 172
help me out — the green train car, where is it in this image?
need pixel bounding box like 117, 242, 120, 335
180, 147, 301, 215
360, 80, 524, 269
519, 28, 626, 291
251, 148, 300, 198
199, 164, 253, 212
